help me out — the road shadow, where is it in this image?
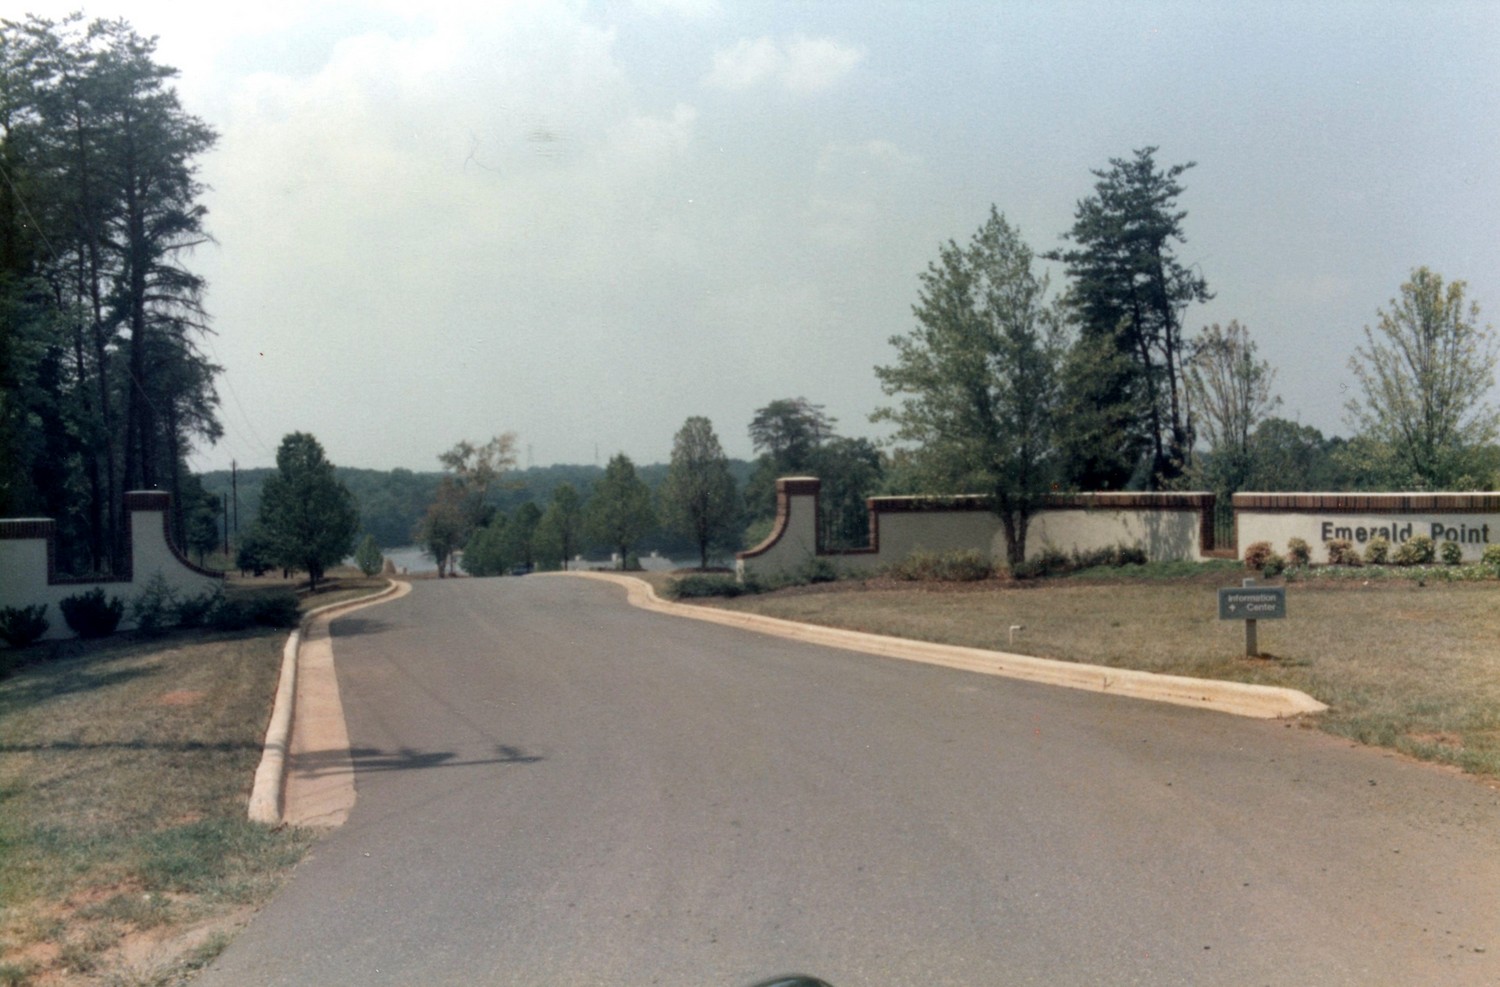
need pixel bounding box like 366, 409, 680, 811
329, 616, 395, 638
292, 743, 543, 777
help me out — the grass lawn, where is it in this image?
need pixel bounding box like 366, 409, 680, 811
0, 572, 390, 986
695, 564, 1500, 777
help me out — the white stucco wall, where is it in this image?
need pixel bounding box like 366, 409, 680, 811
1238, 508, 1499, 564
737, 479, 1214, 581
0, 493, 223, 641
1029, 507, 1207, 563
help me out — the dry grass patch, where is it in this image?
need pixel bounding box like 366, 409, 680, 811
708, 574, 1500, 776
0, 628, 316, 986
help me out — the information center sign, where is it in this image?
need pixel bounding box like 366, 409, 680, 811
1218, 586, 1286, 621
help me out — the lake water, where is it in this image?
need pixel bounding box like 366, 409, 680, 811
368, 546, 692, 575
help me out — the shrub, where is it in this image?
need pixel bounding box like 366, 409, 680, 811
1261, 552, 1286, 578
174, 588, 223, 629
665, 574, 748, 599
354, 535, 384, 577
206, 597, 253, 632
886, 549, 993, 582
1393, 534, 1435, 565
0, 604, 49, 647
1011, 545, 1071, 580
59, 588, 125, 639
1324, 539, 1362, 566
246, 593, 301, 628
131, 574, 180, 637
1242, 541, 1274, 571
1009, 542, 1147, 580
1484, 544, 1500, 570
1364, 536, 1390, 565
1439, 540, 1463, 565
796, 557, 840, 584
1286, 538, 1310, 567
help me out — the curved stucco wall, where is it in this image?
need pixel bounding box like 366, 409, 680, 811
737, 479, 1214, 582
0, 492, 223, 641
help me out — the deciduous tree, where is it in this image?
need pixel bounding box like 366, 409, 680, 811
1185, 321, 1280, 496
1345, 267, 1499, 489
586, 454, 656, 568
535, 482, 583, 570
874, 208, 1064, 567
257, 433, 358, 591
661, 417, 740, 569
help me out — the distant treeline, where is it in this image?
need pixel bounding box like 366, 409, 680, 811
199, 461, 757, 558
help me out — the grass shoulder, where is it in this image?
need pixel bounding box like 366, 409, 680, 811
688, 560, 1500, 779
0, 623, 317, 986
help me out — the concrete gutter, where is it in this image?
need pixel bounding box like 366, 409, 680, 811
563, 571, 1329, 720
247, 579, 408, 825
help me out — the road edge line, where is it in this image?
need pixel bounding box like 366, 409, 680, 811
560, 571, 1328, 720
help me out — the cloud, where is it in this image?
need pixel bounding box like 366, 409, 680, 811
807, 139, 924, 246
706, 34, 864, 93
632, 0, 720, 17
782, 36, 866, 93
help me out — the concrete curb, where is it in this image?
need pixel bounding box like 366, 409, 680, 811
247, 579, 407, 825
562, 571, 1329, 720
248, 630, 300, 824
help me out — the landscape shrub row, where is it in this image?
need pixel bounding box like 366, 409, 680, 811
1244, 537, 1500, 577
0, 580, 301, 649
664, 556, 846, 600
1009, 543, 1148, 580
883, 549, 994, 582
666, 542, 1159, 598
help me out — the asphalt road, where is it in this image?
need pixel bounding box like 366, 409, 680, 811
199, 575, 1500, 986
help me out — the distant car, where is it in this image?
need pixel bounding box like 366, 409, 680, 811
511, 564, 533, 576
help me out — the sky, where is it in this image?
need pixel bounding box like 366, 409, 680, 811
20, 0, 1500, 473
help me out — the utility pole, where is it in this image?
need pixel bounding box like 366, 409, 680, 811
231, 460, 239, 538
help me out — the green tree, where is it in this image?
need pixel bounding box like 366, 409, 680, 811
354, 534, 384, 576
744, 397, 836, 521
436, 433, 517, 531
1246, 418, 1345, 492
1049, 147, 1211, 488
1185, 321, 1280, 496
415, 479, 468, 577
235, 522, 273, 576
586, 454, 656, 568
809, 436, 882, 550
1345, 267, 1499, 489
874, 208, 1064, 567
460, 514, 511, 577
419, 433, 518, 575
1053, 332, 1146, 490
185, 496, 220, 565
534, 482, 583, 570
0, 15, 219, 571
257, 433, 358, 591
501, 501, 542, 571
661, 417, 740, 569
